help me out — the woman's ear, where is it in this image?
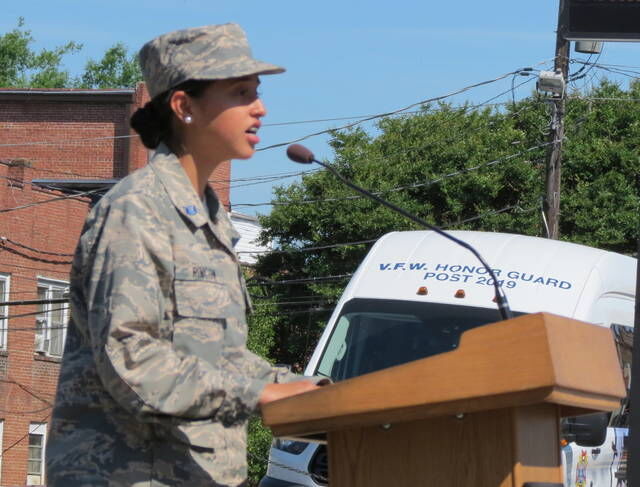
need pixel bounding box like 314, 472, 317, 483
169, 90, 193, 124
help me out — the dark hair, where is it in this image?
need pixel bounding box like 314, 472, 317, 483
130, 79, 213, 153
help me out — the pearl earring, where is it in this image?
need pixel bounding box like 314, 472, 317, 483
184, 115, 193, 124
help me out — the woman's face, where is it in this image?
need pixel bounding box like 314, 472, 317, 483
186, 75, 266, 161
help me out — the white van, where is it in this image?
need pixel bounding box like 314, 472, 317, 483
260, 231, 635, 487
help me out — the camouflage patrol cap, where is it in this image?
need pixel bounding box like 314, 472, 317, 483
139, 23, 285, 99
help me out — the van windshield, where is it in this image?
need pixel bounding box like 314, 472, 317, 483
316, 298, 520, 382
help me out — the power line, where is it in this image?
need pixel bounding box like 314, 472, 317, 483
567, 96, 640, 103
0, 237, 75, 257
0, 189, 97, 214
248, 274, 353, 287
0, 377, 53, 417
2, 306, 69, 322
0, 62, 551, 155
237, 237, 378, 255
231, 92, 553, 210
0, 134, 138, 148
0, 263, 69, 279
256, 63, 553, 153
442, 202, 536, 228
0, 95, 526, 185
0, 404, 52, 415
576, 61, 640, 80
0, 158, 119, 181
2, 377, 54, 406
1, 413, 52, 455
0, 69, 549, 193
1, 245, 73, 265
231, 141, 551, 209
240, 200, 537, 258
0, 202, 538, 325
0, 298, 68, 307
583, 61, 640, 70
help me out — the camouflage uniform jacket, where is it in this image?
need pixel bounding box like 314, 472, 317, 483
46, 145, 301, 487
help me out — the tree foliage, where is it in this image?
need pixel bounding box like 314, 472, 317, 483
79, 43, 142, 89
0, 17, 81, 87
253, 80, 640, 368
0, 18, 141, 89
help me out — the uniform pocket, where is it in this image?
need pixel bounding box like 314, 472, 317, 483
173, 279, 238, 366
174, 279, 234, 319
157, 417, 229, 453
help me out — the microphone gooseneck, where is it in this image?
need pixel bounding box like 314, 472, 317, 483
286, 143, 513, 321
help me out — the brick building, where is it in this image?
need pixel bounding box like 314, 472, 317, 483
0, 84, 232, 486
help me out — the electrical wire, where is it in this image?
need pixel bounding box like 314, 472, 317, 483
256, 64, 553, 153
3, 377, 54, 406
0, 93, 528, 185
0, 189, 97, 214
1, 411, 53, 456
0, 134, 138, 148
0, 298, 68, 307
567, 96, 640, 103
0, 404, 52, 415
0, 157, 121, 181
0, 237, 75, 257
0, 263, 69, 278
0, 202, 541, 327
247, 274, 353, 287
0, 76, 544, 185
1, 245, 73, 265
237, 237, 379, 255
574, 60, 640, 80
0, 61, 553, 156
231, 89, 551, 209
2, 306, 69, 321
231, 142, 551, 209
442, 203, 535, 228
240, 201, 537, 258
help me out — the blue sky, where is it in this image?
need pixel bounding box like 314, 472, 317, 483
2, 1, 638, 216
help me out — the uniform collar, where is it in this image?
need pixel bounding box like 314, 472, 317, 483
149, 144, 239, 255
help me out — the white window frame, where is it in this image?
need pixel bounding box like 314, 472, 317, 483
0, 274, 9, 350
27, 422, 47, 486
35, 277, 69, 357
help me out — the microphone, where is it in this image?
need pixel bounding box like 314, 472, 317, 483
286, 143, 513, 321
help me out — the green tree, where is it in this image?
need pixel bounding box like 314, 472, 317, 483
254, 80, 640, 368
79, 42, 142, 89
0, 18, 142, 89
0, 17, 81, 88
245, 291, 278, 485
560, 80, 640, 253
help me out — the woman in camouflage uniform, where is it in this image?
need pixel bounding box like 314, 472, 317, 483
46, 24, 324, 487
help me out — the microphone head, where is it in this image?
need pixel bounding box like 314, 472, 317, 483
287, 144, 315, 164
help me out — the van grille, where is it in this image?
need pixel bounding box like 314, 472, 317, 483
308, 445, 328, 485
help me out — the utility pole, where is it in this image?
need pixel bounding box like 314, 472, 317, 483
544, 1, 570, 240
629, 194, 640, 487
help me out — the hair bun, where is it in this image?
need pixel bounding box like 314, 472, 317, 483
130, 102, 165, 149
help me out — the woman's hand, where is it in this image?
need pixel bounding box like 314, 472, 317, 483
259, 381, 320, 407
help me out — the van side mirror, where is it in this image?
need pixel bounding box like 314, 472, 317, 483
561, 412, 609, 447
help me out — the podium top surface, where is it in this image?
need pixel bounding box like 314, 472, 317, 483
262, 313, 626, 437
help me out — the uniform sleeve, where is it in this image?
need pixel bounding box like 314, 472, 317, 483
84, 196, 270, 424
232, 347, 330, 395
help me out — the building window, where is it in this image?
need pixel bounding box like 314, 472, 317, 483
35, 279, 69, 357
0, 274, 8, 350
27, 423, 46, 486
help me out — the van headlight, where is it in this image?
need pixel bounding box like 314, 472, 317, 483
273, 438, 309, 455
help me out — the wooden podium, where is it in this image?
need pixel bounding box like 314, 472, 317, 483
262, 313, 626, 487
